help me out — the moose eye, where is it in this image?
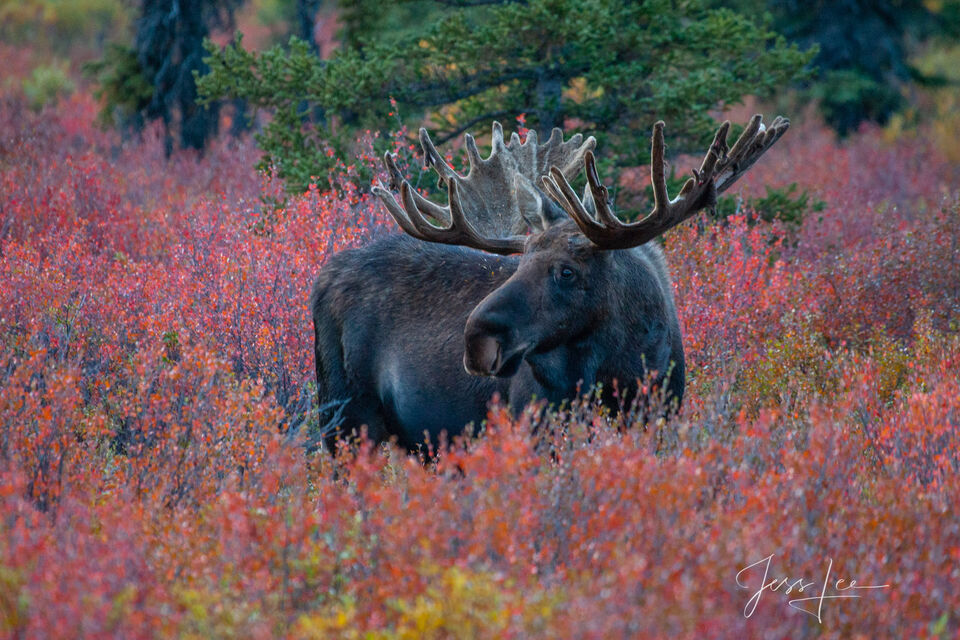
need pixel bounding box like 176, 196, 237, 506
558, 265, 576, 281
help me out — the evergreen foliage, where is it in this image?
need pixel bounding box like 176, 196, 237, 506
721, 0, 960, 134
198, 0, 813, 196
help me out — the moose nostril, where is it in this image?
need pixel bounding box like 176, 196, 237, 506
464, 334, 501, 376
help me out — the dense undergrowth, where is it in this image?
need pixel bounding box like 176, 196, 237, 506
1, 68, 959, 637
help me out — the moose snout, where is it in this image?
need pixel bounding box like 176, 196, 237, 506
463, 314, 509, 376
464, 298, 529, 377
464, 280, 532, 377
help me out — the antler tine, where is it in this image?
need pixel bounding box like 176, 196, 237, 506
544, 115, 789, 250
384, 151, 451, 224
372, 180, 428, 241
672, 120, 729, 197
372, 170, 526, 256
383, 150, 406, 191
715, 115, 790, 193
419, 128, 458, 190
650, 121, 670, 216
726, 114, 762, 164
491, 121, 507, 152
464, 133, 485, 169
584, 152, 621, 228
538, 171, 564, 214
542, 167, 601, 235
697, 121, 729, 181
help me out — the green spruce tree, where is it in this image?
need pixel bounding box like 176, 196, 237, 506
198, 0, 812, 198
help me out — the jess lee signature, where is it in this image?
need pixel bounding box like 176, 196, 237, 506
736, 554, 890, 623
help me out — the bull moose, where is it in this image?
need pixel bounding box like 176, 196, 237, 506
311, 115, 789, 452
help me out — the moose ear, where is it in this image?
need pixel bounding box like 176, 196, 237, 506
539, 197, 569, 228
513, 174, 551, 230
580, 182, 598, 217
568, 233, 594, 251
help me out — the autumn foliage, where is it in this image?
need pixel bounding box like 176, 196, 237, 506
1, 73, 960, 637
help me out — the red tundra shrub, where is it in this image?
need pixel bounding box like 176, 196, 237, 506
0, 85, 959, 639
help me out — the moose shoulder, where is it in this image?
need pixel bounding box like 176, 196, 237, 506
312, 116, 789, 452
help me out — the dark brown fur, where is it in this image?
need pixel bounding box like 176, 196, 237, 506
311, 220, 683, 452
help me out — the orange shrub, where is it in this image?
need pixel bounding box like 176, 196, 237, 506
0, 83, 958, 638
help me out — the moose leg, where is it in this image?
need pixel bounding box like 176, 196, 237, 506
322, 398, 390, 454
314, 312, 390, 453
314, 349, 393, 453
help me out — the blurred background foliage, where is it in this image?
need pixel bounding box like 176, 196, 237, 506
718, 0, 960, 134
4, 0, 960, 213
0, 0, 131, 53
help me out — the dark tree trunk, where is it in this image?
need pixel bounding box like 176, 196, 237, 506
536, 71, 563, 135
135, 0, 241, 153
296, 0, 323, 54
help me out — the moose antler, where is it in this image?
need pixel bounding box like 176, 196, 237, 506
541, 115, 789, 250
372, 122, 596, 254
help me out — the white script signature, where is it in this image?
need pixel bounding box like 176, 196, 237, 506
736, 553, 890, 623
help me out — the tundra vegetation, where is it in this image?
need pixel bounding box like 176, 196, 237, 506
2, 1, 960, 637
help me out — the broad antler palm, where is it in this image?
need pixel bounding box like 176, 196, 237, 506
541, 115, 790, 250
372, 122, 596, 255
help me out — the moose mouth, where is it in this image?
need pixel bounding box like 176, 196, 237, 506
464, 335, 526, 377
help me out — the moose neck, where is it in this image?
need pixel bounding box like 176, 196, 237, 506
601, 244, 684, 406
523, 331, 606, 404
523, 244, 682, 408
